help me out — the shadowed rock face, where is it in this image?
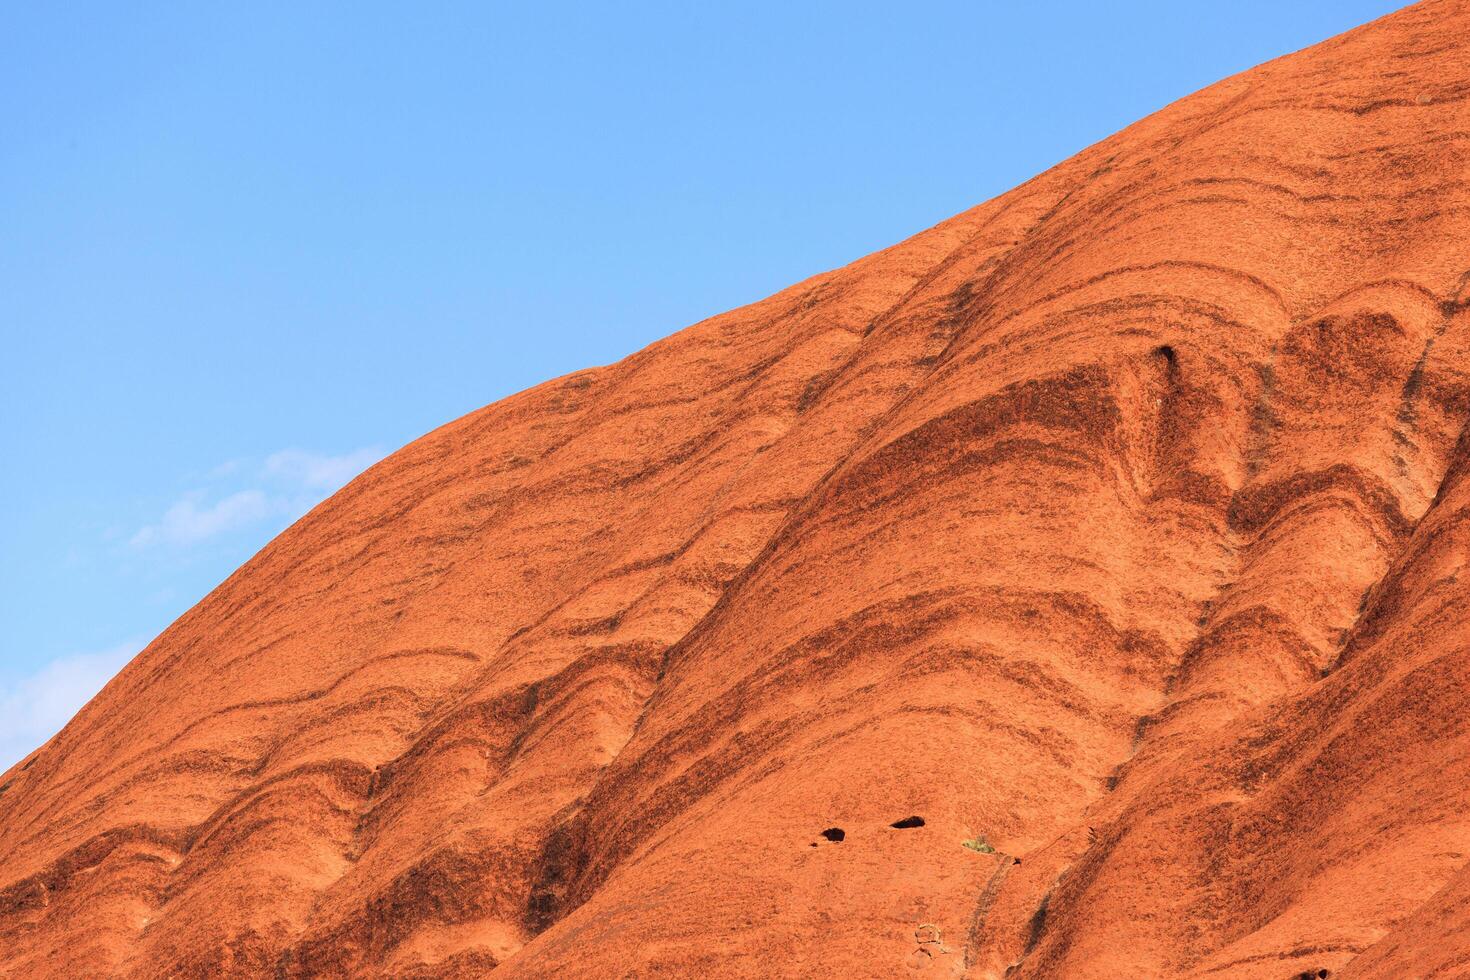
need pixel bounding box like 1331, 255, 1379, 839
3, 3, 1470, 977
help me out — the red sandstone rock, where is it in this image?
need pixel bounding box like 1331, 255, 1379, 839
3, 2, 1469, 976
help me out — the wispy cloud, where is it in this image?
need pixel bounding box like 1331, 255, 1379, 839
264, 447, 385, 490
131, 489, 271, 547
130, 446, 383, 550
0, 639, 142, 772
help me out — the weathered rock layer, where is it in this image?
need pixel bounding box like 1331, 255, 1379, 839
3, 2, 1469, 976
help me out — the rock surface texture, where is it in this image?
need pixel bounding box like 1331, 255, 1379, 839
4, 3, 1470, 977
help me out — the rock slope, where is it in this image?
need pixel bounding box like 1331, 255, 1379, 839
3, 2, 1469, 976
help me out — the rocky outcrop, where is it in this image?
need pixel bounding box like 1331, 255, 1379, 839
2, 2, 1468, 976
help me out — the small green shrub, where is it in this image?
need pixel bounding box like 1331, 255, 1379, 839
962, 837, 995, 854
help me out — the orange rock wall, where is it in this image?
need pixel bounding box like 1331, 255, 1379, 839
2, 2, 1468, 976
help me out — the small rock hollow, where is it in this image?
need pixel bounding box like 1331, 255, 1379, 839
820, 828, 845, 842
890, 816, 925, 829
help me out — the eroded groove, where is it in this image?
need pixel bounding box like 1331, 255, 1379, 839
963, 852, 1017, 969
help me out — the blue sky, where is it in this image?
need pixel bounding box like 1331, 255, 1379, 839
0, 1, 1403, 768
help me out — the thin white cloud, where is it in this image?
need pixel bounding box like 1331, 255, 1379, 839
264, 447, 384, 491
0, 639, 142, 773
130, 489, 271, 547
205, 458, 246, 479
129, 446, 383, 549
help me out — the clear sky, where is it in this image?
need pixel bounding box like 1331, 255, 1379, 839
0, 1, 1405, 768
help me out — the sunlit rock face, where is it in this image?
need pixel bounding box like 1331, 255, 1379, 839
2, 2, 1469, 976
